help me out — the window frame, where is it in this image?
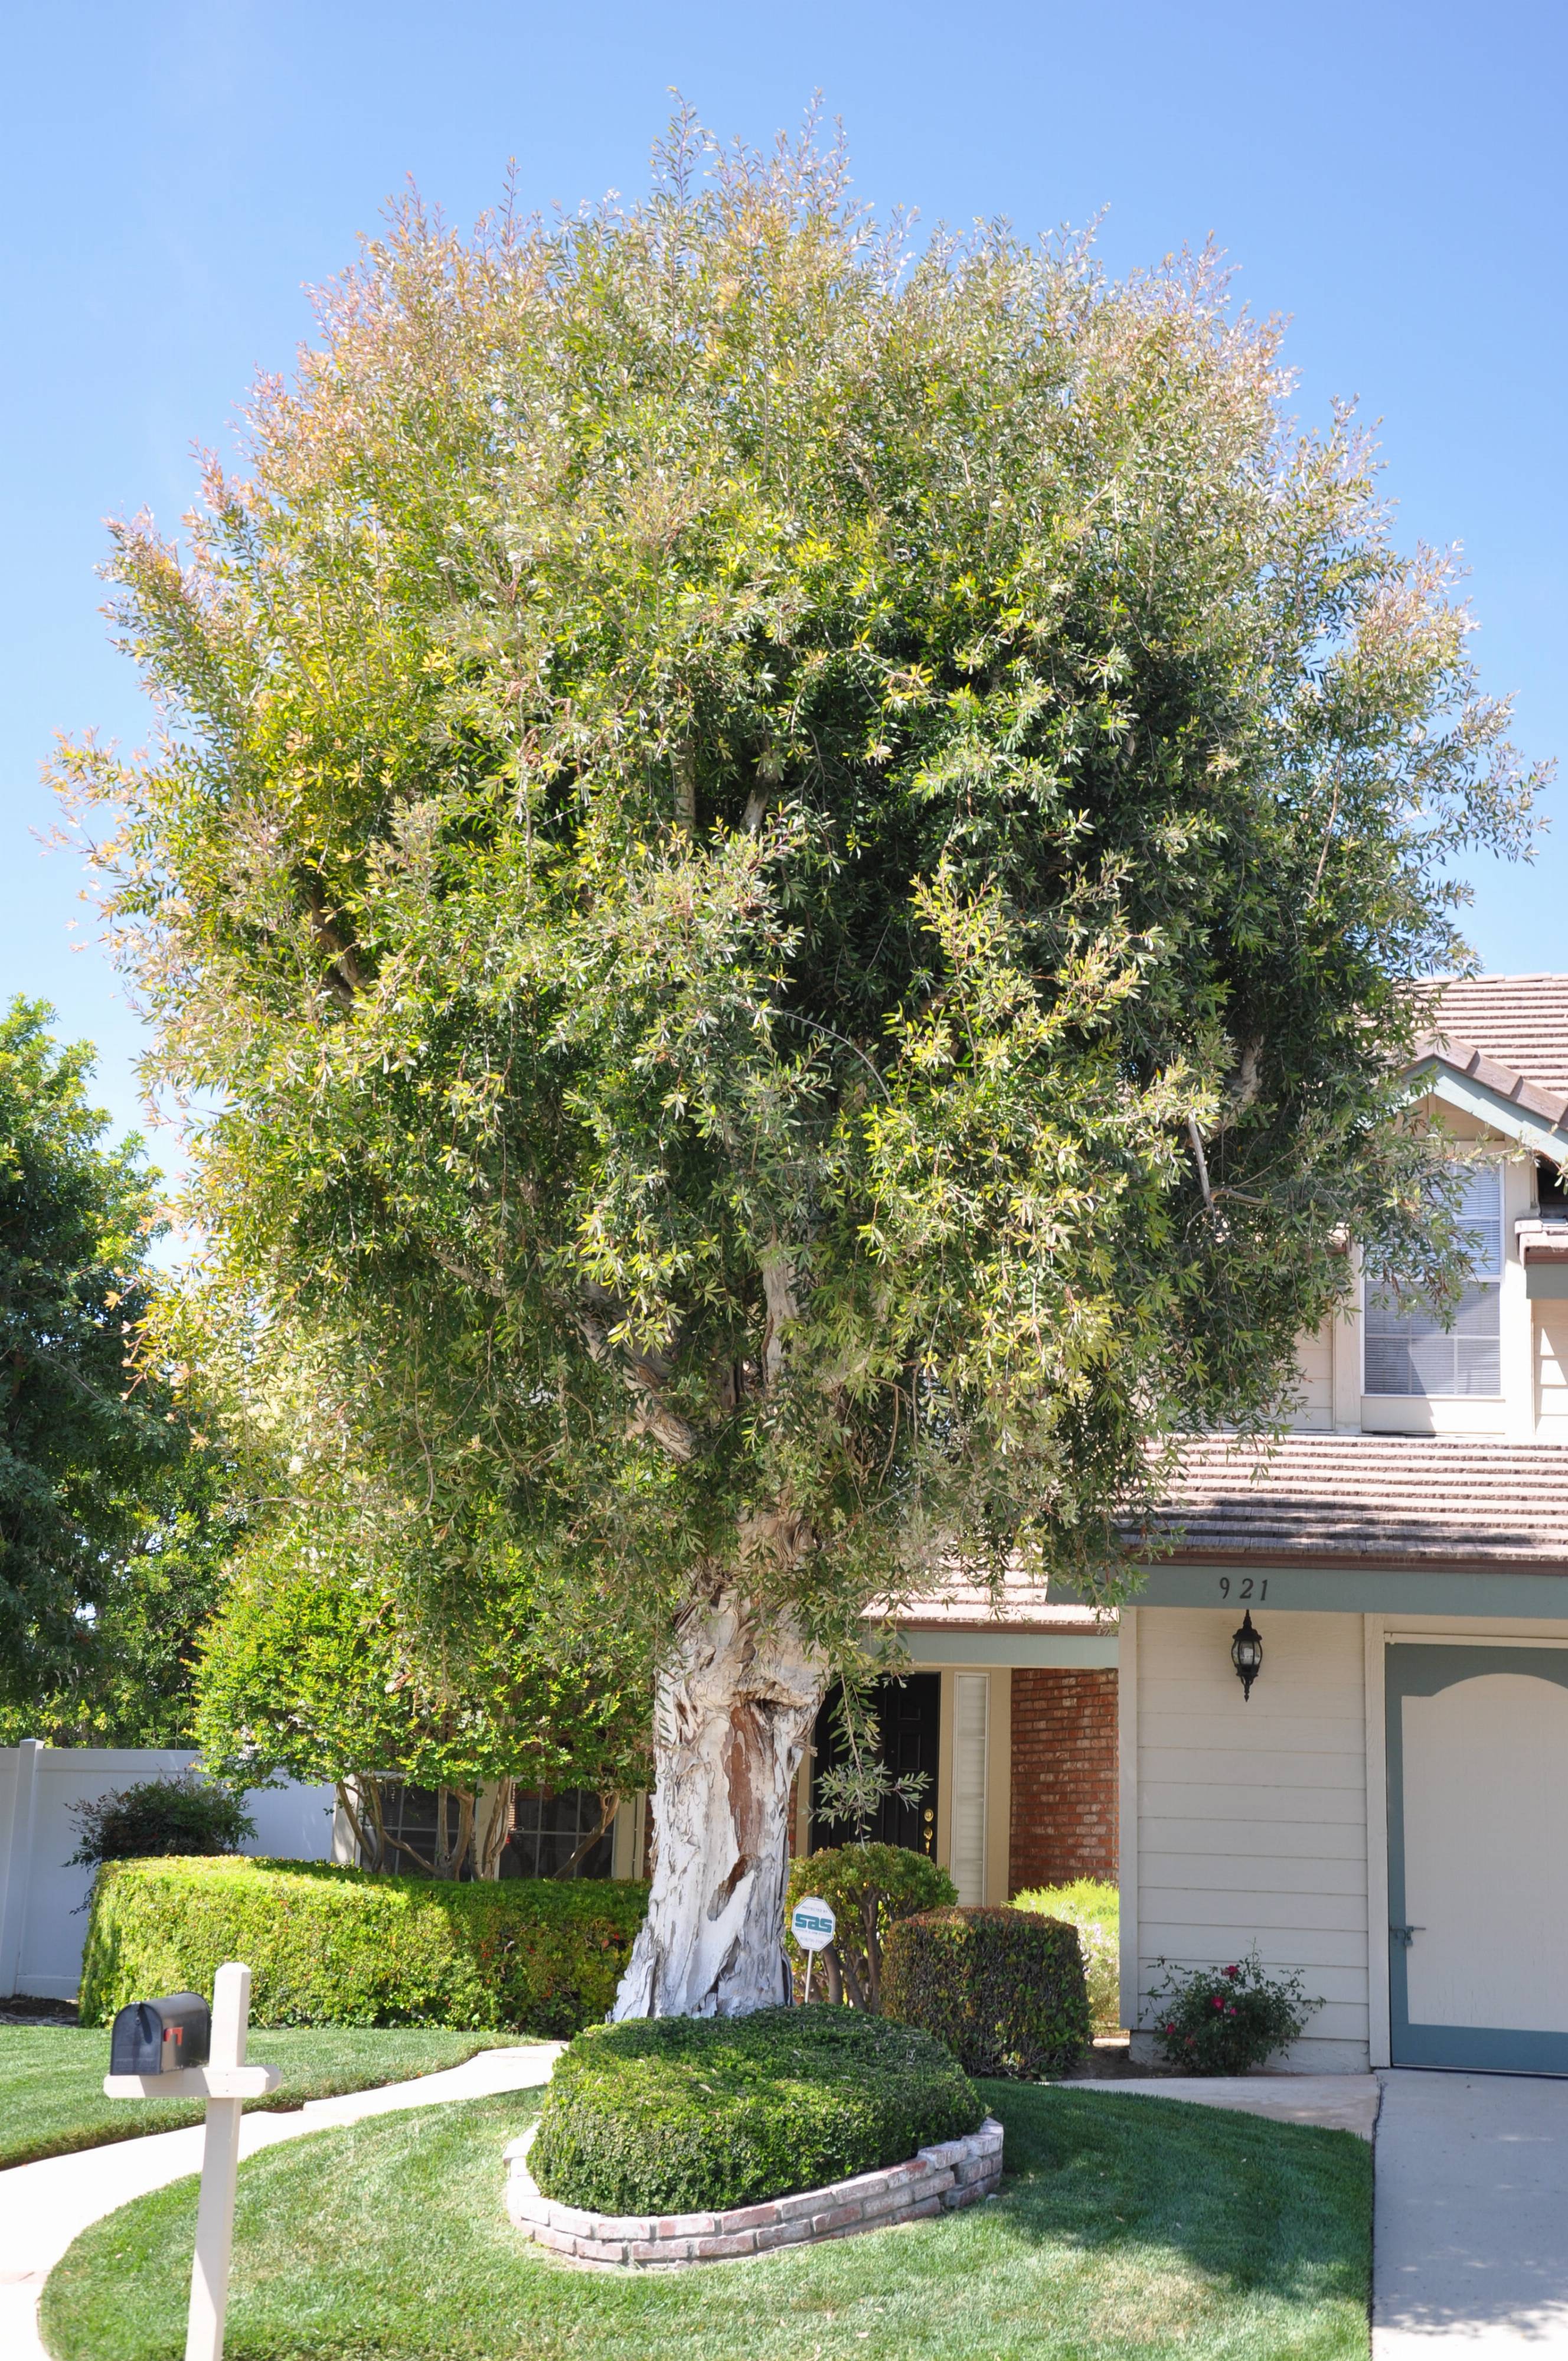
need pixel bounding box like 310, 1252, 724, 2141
1362, 1160, 1505, 1401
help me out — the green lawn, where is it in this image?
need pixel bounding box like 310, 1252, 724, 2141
41, 2080, 1371, 2361
0, 2023, 529, 2171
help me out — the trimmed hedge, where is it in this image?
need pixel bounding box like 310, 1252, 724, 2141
79, 1857, 648, 2036
529, 2005, 984, 2216
881, 1906, 1090, 2078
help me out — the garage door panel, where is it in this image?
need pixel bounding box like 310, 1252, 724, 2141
1389, 1647, 1568, 2072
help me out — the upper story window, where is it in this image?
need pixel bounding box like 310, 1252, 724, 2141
1364, 1163, 1502, 1397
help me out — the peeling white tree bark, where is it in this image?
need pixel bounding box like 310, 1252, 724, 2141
611, 1589, 824, 2018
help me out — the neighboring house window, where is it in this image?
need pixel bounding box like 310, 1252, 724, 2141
501, 1789, 613, 1879
372, 1780, 468, 1876
1364, 1164, 1502, 1395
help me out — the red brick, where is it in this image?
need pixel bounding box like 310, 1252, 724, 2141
1008, 1668, 1118, 1892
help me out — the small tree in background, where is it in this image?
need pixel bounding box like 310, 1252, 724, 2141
0, 998, 224, 1730
194, 1483, 652, 1881
59, 113, 1542, 2015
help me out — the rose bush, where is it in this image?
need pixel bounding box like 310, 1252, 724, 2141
1145, 1948, 1318, 2075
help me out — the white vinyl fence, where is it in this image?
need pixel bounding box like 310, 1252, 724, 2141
0, 1743, 339, 2001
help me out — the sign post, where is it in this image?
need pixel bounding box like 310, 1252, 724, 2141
104, 1961, 278, 2360
789, 1895, 837, 2003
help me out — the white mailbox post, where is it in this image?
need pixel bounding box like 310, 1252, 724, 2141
104, 1961, 277, 2361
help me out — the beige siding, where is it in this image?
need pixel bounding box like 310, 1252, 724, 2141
1291, 1317, 1334, 1430
1537, 1307, 1568, 1437
1128, 1607, 1370, 2071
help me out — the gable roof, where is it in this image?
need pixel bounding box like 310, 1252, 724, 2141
1410, 974, 1568, 1160
1142, 1433, 1568, 1569
1423, 974, 1568, 1101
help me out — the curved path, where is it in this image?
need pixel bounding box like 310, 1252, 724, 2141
0, 2040, 563, 2361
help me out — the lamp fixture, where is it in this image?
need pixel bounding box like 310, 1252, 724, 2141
1230, 1609, 1263, 1701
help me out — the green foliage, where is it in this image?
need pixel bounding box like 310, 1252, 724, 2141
51, 114, 1543, 1746
786, 1842, 955, 2009
1014, 1879, 1120, 2036
79, 1854, 649, 2034
0, 998, 220, 1714
882, 1906, 1090, 2078
192, 1507, 649, 1835
1146, 1948, 1318, 2074
67, 1772, 254, 1865
529, 2004, 982, 2216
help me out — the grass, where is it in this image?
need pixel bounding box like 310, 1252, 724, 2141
0, 2023, 530, 2171
40, 2078, 1371, 2361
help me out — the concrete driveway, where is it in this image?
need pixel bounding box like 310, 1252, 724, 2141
1376, 2069, 1568, 2353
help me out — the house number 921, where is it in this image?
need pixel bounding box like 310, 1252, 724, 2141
1216, 1577, 1266, 1601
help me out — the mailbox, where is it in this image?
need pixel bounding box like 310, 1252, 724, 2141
110, 1992, 212, 2076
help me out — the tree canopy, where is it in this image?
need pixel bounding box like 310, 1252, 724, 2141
56, 114, 1540, 2000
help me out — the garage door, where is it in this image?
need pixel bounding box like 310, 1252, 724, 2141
1387, 1644, 1568, 2073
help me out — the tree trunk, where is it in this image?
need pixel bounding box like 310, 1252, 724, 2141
477, 1777, 516, 1880
611, 1590, 823, 2018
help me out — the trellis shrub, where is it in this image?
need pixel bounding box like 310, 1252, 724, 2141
79, 1856, 648, 2034
881, 1906, 1090, 2077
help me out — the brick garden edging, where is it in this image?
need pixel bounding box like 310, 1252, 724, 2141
504, 2115, 1004, 2268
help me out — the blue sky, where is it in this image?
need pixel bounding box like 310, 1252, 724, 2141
2, 0, 1563, 1167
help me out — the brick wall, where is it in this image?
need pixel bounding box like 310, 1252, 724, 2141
1008, 1668, 1118, 1892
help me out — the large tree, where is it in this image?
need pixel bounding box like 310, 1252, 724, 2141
59, 118, 1538, 2013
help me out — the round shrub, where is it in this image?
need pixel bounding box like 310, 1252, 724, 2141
785, 1843, 956, 2008
881, 1906, 1090, 2078
528, 2004, 984, 2216
68, 1773, 254, 1866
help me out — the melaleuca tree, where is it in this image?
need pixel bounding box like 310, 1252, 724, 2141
58, 115, 1540, 2013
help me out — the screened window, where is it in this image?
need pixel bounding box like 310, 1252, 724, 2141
1364, 1164, 1502, 1397
501, 1789, 613, 1880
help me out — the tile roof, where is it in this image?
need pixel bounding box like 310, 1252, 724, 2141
1422, 974, 1568, 1104
891, 1580, 1113, 1635
1141, 1433, 1568, 1567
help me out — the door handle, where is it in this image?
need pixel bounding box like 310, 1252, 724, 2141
1390, 1925, 1425, 1949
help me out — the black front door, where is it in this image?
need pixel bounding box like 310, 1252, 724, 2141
809, 1674, 941, 1857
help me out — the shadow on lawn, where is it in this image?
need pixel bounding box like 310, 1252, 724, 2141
979, 2080, 1373, 2310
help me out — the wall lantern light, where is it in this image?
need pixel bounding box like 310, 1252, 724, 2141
1230, 1609, 1263, 1701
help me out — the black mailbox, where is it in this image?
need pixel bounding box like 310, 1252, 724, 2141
110, 1992, 212, 2075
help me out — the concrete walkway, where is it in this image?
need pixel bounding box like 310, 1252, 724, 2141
0, 2040, 561, 2361
1376, 2069, 1568, 2355
1060, 2073, 1383, 2139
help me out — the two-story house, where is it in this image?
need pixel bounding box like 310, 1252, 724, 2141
792, 973, 1568, 2074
